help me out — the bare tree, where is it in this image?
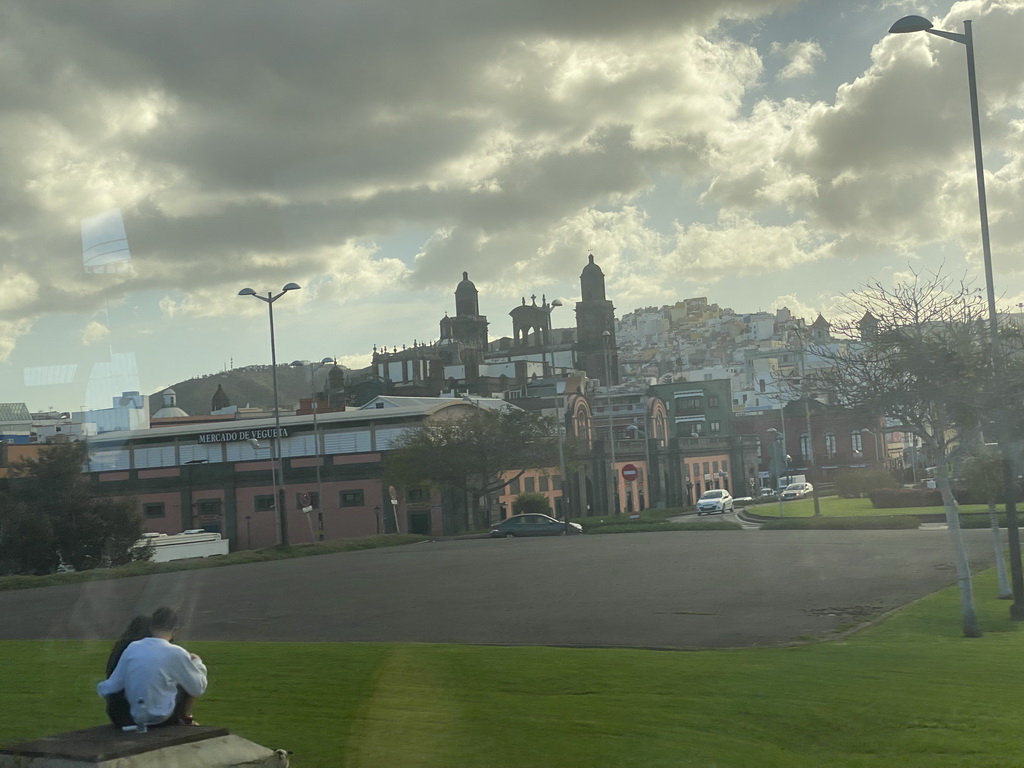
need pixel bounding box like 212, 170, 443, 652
816, 268, 992, 637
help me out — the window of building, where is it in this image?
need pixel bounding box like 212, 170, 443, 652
800, 434, 810, 461
675, 396, 702, 414
509, 477, 521, 495
722, 460, 728, 474
524, 477, 536, 493
708, 396, 719, 407
254, 495, 275, 512
196, 499, 221, 515
851, 431, 863, 454
552, 475, 562, 490
407, 488, 428, 503
340, 490, 365, 507
712, 461, 720, 473
143, 502, 165, 519
825, 433, 837, 459
539, 476, 549, 492
703, 462, 710, 476
709, 421, 721, 434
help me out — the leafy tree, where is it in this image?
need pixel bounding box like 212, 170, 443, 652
386, 405, 560, 531
0, 442, 145, 574
815, 269, 995, 636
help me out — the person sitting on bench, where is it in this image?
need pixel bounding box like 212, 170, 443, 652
97, 607, 207, 728
103, 614, 152, 728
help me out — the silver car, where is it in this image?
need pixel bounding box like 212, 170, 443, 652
695, 489, 733, 515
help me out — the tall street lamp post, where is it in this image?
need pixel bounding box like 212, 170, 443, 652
544, 298, 563, 375
292, 357, 335, 542
602, 330, 618, 514
627, 422, 654, 510
861, 428, 882, 469
238, 282, 301, 546
890, 16, 1024, 619
767, 428, 785, 517
542, 298, 571, 524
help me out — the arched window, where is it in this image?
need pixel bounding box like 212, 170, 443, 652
851, 431, 863, 454
824, 433, 837, 459
800, 433, 810, 461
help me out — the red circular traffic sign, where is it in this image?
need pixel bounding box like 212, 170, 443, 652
621, 464, 639, 482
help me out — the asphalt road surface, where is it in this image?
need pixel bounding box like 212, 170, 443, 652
0, 528, 1001, 649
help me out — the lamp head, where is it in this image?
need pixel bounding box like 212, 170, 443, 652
551, 299, 563, 308
238, 287, 257, 296
290, 360, 303, 367
320, 357, 336, 365
282, 282, 301, 292
889, 15, 933, 34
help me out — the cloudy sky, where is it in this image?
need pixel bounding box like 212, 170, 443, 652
2, 0, 1024, 412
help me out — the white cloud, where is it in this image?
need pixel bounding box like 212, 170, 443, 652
772, 40, 825, 80
81, 320, 110, 346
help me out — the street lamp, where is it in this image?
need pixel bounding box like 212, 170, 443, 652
544, 298, 563, 375
860, 428, 882, 468
238, 282, 300, 546
602, 330, 618, 515
890, 15, 1024, 619
627, 423, 653, 511
291, 357, 336, 542
767, 428, 785, 517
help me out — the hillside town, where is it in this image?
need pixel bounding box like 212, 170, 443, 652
0, 253, 926, 549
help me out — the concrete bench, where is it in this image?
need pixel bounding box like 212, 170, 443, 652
0, 724, 289, 767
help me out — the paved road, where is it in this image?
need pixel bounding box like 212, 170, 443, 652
0, 529, 1000, 649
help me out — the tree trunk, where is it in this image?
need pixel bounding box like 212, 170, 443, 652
988, 501, 1012, 599
936, 474, 982, 637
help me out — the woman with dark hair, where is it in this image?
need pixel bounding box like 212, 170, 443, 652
104, 615, 151, 728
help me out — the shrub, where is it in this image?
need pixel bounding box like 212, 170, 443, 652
868, 488, 943, 508
761, 515, 920, 530
835, 469, 900, 499
512, 492, 551, 516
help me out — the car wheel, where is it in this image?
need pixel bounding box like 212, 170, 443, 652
504, 532, 515, 538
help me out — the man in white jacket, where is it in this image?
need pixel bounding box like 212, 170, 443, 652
97, 607, 207, 728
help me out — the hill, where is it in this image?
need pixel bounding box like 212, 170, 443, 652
149, 364, 348, 417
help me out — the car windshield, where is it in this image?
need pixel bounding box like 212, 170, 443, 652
785, 484, 805, 490
702, 491, 724, 498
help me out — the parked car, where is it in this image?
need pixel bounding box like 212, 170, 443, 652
780, 482, 814, 500
490, 514, 583, 537
696, 489, 734, 515
759, 488, 777, 498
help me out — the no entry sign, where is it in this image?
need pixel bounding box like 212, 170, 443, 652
621, 464, 639, 482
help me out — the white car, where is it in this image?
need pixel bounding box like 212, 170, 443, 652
781, 482, 814, 500
695, 489, 733, 515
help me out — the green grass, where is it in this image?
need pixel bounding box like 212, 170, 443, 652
3, 569, 1023, 767
751, 496, 1001, 519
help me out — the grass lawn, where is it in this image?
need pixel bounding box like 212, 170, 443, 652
2, 569, 1022, 767
751, 496, 998, 518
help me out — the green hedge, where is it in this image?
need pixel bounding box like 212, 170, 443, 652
586, 521, 741, 533
760, 515, 921, 530
867, 488, 943, 508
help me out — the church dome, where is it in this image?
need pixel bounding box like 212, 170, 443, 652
580, 254, 606, 302
454, 271, 480, 316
